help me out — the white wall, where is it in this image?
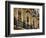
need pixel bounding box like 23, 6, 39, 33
0, 0, 46, 38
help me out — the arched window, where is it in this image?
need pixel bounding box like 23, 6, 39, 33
27, 16, 29, 23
